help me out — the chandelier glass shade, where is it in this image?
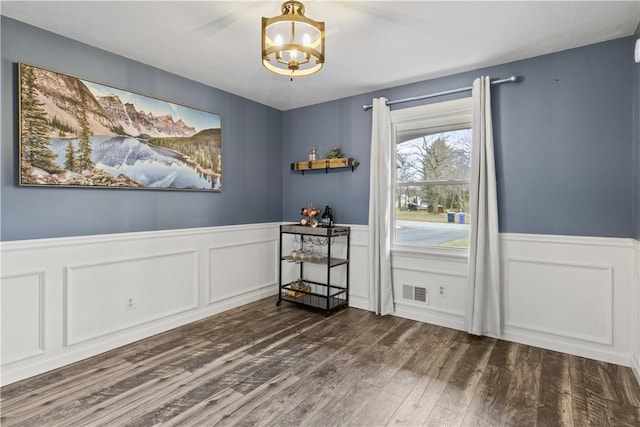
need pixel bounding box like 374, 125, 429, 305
262, 1, 325, 77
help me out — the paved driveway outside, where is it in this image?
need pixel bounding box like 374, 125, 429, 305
395, 220, 469, 246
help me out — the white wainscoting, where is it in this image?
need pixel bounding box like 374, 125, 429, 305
2, 226, 637, 385
391, 248, 468, 330
500, 234, 636, 366
345, 226, 369, 310
65, 250, 199, 346
361, 232, 638, 369
0, 223, 280, 386
1, 272, 44, 365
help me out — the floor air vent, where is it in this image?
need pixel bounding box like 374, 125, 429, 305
414, 286, 427, 302
402, 285, 427, 303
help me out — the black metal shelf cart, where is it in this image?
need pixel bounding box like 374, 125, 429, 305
277, 224, 350, 316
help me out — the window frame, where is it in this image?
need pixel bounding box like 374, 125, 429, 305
390, 97, 473, 256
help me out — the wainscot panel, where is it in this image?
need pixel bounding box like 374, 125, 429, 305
501, 233, 636, 367
1, 272, 44, 364
504, 257, 613, 345
391, 248, 468, 330
347, 226, 369, 310
65, 250, 199, 346
0, 223, 279, 386
209, 240, 277, 305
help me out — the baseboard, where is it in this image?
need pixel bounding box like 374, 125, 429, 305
501, 328, 631, 367
632, 353, 640, 386
394, 301, 465, 331
348, 294, 370, 311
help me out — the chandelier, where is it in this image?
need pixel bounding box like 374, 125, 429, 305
261, 1, 325, 78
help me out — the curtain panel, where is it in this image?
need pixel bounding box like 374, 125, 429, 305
368, 98, 395, 315
464, 76, 502, 337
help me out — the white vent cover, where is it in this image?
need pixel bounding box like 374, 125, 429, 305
402, 284, 414, 300
402, 284, 427, 303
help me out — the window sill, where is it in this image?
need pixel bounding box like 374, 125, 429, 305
391, 245, 469, 262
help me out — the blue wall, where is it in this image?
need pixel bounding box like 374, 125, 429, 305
283, 37, 636, 238
2, 17, 637, 241
1, 17, 283, 241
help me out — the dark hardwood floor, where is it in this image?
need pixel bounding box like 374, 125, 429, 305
1, 297, 639, 426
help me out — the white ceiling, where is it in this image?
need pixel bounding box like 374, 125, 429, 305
2, 1, 639, 111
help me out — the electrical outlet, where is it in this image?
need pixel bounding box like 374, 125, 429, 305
125, 296, 135, 310
438, 286, 446, 297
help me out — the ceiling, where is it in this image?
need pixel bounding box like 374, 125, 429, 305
2, 1, 639, 111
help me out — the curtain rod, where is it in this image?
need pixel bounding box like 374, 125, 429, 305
362, 76, 519, 111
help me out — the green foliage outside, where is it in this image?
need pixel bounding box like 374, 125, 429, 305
395, 209, 467, 224
439, 236, 470, 248
148, 128, 221, 173
397, 132, 471, 213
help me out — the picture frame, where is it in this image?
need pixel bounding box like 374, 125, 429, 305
18, 62, 222, 191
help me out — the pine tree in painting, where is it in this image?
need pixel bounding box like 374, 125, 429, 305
76, 90, 94, 171
64, 140, 76, 172
20, 64, 59, 173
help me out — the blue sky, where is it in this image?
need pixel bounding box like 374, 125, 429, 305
82, 80, 220, 132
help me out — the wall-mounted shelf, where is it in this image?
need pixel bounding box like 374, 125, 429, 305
291, 158, 359, 174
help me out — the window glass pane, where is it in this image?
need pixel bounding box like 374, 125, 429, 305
396, 129, 471, 183
394, 185, 470, 248
394, 128, 471, 249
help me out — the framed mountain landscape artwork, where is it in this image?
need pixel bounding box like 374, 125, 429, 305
18, 63, 222, 191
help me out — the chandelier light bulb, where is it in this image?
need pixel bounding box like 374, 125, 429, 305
275, 34, 283, 46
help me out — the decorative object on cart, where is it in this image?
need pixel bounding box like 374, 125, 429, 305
300, 204, 320, 226
261, 1, 325, 79
277, 224, 351, 316
324, 147, 345, 159
287, 279, 312, 297
291, 157, 359, 174
18, 63, 222, 191
321, 205, 334, 228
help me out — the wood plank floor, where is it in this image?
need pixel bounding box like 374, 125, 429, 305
2, 297, 639, 426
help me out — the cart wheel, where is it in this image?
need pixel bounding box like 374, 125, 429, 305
276, 299, 282, 307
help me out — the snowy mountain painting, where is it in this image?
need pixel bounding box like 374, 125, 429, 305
19, 63, 222, 191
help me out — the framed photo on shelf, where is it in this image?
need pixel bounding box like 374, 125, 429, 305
18, 62, 222, 191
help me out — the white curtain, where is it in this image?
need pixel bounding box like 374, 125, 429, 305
368, 97, 395, 315
465, 77, 502, 337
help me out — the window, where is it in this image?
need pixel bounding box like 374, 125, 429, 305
391, 98, 472, 249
